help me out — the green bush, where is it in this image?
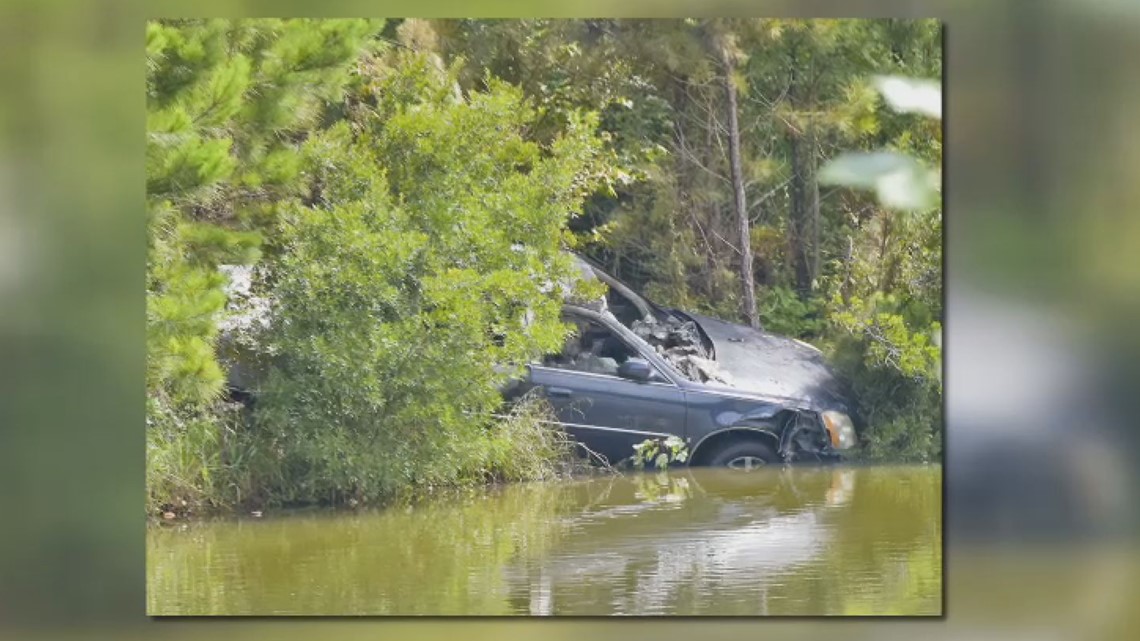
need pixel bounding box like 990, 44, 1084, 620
759, 285, 826, 339
146, 21, 608, 512
241, 51, 606, 506
828, 331, 941, 462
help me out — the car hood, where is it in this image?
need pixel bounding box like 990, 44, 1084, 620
678, 311, 852, 412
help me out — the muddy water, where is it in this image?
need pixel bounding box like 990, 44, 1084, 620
147, 465, 941, 616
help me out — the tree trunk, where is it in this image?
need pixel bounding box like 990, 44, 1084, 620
721, 47, 759, 329
787, 50, 819, 298
789, 129, 812, 296
810, 171, 821, 289
809, 102, 821, 291
672, 76, 714, 304
808, 55, 822, 295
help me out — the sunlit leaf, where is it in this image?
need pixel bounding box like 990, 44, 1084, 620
820, 151, 937, 211
820, 151, 911, 187
872, 75, 942, 119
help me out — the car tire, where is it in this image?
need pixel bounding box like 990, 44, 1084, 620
707, 439, 781, 470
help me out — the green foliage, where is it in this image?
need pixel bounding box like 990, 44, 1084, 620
631, 436, 689, 471
146, 19, 610, 513
820, 74, 943, 461
759, 285, 826, 338
827, 297, 942, 462
146, 19, 383, 512
146, 19, 380, 420
831, 293, 940, 380
146, 395, 251, 513
240, 46, 605, 506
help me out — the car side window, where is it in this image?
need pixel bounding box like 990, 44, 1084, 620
543, 317, 666, 382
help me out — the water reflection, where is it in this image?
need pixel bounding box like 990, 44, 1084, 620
147, 466, 941, 616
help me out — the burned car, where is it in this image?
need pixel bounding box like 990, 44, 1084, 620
503, 255, 858, 468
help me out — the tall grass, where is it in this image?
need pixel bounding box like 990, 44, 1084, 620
146, 398, 223, 514
146, 392, 585, 515
481, 390, 578, 483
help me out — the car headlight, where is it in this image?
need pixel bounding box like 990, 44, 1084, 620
821, 411, 857, 450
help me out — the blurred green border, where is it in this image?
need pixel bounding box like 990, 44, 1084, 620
0, 0, 949, 631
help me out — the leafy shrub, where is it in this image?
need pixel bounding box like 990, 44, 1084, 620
242, 52, 606, 506
631, 436, 689, 470
759, 285, 826, 338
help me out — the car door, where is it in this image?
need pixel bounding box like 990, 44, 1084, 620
527, 311, 688, 465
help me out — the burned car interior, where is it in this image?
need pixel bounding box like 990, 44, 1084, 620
584, 260, 731, 386
543, 316, 670, 382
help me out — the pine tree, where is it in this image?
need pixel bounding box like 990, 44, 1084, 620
145, 19, 382, 508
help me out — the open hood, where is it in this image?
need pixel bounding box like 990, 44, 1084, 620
676, 311, 851, 412
571, 253, 852, 412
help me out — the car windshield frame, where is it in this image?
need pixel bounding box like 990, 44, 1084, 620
571, 254, 712, 385
574, 254, 674, 323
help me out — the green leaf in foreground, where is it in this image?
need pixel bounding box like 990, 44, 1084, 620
819, 151, 938, 211
872, 75, 942, 119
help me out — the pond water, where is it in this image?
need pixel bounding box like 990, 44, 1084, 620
147, 465, 941, 616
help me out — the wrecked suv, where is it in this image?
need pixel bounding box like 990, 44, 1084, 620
503, 256, 858, 469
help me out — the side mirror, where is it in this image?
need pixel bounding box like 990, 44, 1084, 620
617, 358, 653, 382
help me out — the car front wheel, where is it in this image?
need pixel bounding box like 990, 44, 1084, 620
707, 440, 780, 470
